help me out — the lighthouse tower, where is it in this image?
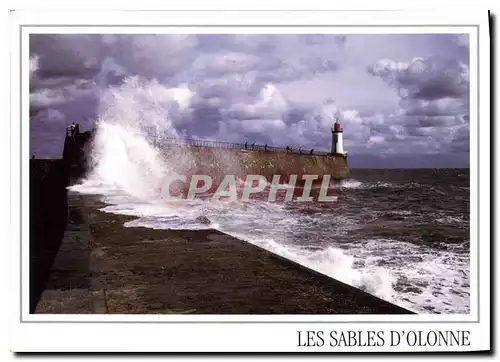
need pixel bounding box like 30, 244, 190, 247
331, 118, 344, 155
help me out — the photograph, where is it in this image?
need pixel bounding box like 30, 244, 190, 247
8, 8, 490, 353
30, 33, 470, 316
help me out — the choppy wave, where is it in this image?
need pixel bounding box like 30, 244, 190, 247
436, 215, 465, 225
338, 179, 396, 190
338, 179, 458, 199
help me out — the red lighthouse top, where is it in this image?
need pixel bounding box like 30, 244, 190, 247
334, 119, 342, 132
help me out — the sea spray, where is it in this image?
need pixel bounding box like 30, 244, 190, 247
84, 76, 195, 200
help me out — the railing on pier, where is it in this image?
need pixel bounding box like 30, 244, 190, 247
67, 124, 343, 157
154, 137, 334, 156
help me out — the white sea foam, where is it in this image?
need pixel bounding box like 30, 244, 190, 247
337, 179, 395, 189
345, 239, 470, 314
338, 179, 363, 188
436, 216, 465, 224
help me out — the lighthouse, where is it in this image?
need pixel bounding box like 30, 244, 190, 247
331, 118, 345, 155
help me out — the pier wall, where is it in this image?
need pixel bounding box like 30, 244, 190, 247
63, 132, 350, 181
170, 146, 350, 182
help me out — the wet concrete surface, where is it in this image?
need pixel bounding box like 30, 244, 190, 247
35, 191, 412, 315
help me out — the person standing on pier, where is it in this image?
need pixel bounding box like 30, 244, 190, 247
67, 123, 76, 138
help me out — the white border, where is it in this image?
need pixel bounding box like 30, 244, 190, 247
26, 26, 474, 34
10, 9, 490, 352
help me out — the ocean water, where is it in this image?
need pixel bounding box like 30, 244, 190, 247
69, 79, 470, 314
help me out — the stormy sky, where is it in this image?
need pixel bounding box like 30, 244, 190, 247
29, 34, 470, 167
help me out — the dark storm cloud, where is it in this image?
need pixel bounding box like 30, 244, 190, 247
367, 57, 469, 102
366, 42, 470, 154
30, 35, 102, 79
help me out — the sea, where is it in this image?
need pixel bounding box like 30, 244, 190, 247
70, 81, 470, 314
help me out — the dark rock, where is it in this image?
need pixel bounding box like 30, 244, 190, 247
195, 216, 211, 225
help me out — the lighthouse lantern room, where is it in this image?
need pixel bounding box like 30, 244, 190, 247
331, 118, 345, 155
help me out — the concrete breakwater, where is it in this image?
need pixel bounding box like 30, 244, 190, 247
63, 131, 350, 182
31, 159, 411, 314
162, 145, 350, 183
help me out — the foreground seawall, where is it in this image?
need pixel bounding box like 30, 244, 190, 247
29, 159, 69, 312
31, 159, 410, 314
